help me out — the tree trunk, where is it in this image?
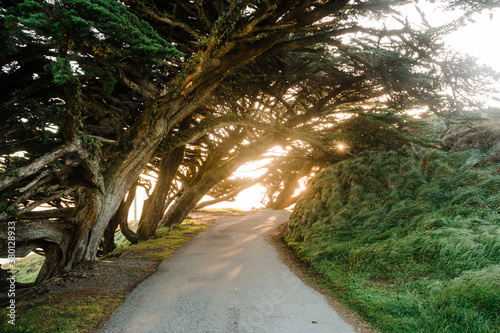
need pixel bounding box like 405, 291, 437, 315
161, 135, 280, 227
281, 191, 304, 209
269, 163, 310, 210
31, 115, 168, 282
35, 244, 65, 284
118, 183, 139, 244
270, 177, 302, 210
35, 186, 105, 283
103, 182, 139, 254
137, 145, 186, 239
102, 215, 120, 255
161, 187, 201, 227
29, 89, 218, 283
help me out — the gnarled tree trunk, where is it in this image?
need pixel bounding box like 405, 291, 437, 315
137, 145, 186, 239
103, 182, 139, 254
268, 164, 311, 210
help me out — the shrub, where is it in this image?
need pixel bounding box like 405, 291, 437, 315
286, 144, 500, 332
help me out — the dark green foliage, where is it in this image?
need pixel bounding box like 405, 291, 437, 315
11, 0, 181, 61
45, 58, 73, 85
287, 143, 500, 332
3, 0, 182, 96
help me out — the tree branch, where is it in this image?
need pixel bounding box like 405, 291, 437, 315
194, 169, 272, 210
0, 220, 72, 257
0, 143, 80, 193
18, 208, 74, 220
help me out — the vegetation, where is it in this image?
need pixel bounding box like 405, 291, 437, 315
0, 0, 498, 297
1, 254, 44, 284
0, 221, 206, 333
1, 294, 124, 333
285, 123, 500, 332
113, 222, 206, 261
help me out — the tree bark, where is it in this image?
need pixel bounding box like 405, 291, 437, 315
0, 219, 72, 284
102, 215, 120, 255
118, 183, 139, 244
269, 164, 310, 210
137, 146, 186, 239
103, 182, 139, 254
0, 139, 81, 192
281, 191, 305, 209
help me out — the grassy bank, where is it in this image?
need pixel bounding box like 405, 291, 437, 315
286, 147, 499, 332
1, 222, 207, 333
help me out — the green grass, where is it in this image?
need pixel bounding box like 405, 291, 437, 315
1, 253, 45, 284
0, 221, 207, 333
115, 222, 206, 261
195, 207, 246, 215
287, 147, 500, 333
1, 294, 124, 333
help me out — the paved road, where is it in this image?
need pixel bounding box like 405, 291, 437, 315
99, 210, 355, 333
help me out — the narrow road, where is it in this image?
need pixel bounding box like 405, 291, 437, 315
99, 210, 355, 333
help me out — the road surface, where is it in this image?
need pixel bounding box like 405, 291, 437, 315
99, 210, 355, 333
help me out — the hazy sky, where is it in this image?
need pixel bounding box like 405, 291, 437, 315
434, 9, 500, 72
411, 3, 500, 104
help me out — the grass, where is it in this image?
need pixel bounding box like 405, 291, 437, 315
114, 222, 206, 261
1, 253, 45, 284
0, 294, 124, 333
286, 147, 500, 333
195, 207, 247, 215
0, 221, 207, 333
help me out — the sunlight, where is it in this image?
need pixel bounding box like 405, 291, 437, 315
126, 4, 500, 216
201, 184, 266, 210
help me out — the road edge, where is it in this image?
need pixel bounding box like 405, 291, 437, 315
267, 221, 377, 333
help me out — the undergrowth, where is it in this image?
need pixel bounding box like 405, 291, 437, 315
195, 207, 246, 215
287, 146, 499, 332
0, 221, 206, 333
1, 253, 45, 284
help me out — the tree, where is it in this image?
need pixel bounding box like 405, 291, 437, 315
154, 42, 439, 225
1, 0, 184, 282
1, 0, 498, 284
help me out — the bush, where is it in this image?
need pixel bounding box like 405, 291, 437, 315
286, 144, 500, 332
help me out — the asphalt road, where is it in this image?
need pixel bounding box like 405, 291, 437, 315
99, 210, 355, 333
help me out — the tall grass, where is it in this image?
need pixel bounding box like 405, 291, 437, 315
287, 147, 500, 332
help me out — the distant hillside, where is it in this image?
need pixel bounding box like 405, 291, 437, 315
285, 124, 500, 332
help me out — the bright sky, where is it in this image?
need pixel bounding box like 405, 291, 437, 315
428, 7, 500, 73
419, 2, 500, 104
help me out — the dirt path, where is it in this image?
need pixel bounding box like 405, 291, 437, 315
98, 210, 356, 333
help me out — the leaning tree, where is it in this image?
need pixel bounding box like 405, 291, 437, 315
1, 0, 498, 285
